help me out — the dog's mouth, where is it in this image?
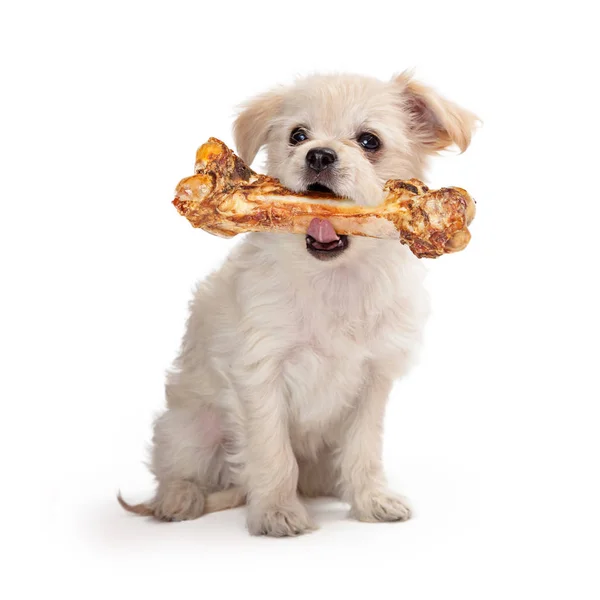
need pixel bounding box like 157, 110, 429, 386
305, 218, 349, 260
307, 182, 335, 194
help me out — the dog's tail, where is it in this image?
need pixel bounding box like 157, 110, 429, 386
204, 487, 246, 513
117, 486, 246, 518
117, 492, 155, 517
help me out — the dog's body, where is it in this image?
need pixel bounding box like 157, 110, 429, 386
120, 72, 477, 536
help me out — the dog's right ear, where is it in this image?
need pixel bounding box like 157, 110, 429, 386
233, 88, 285, 165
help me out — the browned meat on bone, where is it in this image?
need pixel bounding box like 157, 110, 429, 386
172, 138, 476, 259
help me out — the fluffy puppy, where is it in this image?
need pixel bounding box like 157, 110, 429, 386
119, 71, 478, 536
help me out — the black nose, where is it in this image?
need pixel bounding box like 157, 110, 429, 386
306, 147, 337, 173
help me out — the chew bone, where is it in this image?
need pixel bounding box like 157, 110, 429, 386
172, 138, 475, 258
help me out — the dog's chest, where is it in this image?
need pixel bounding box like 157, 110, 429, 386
240, 249, 427, 435
280, 297, 378, 431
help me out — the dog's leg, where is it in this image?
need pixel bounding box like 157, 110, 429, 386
120, 405, 232, 521
241, 380, 315, 536
335, 371, 411, 523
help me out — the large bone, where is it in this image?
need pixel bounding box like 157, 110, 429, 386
173, 138, 475, 258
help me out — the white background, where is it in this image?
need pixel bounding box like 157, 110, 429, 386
1, 1, 599, 598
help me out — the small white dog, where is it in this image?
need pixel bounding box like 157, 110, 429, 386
120, 71, 477, 536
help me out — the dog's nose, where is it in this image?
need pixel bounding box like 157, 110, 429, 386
306, 147, 337, 173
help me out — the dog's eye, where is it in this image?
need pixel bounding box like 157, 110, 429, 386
357, 132, 381, 151
290, 127, 309, 145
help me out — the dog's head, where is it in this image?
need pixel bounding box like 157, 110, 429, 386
233, 72, 478, 264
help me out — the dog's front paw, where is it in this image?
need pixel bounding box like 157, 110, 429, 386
351, 489, 412, 523
247, 500, 316, 537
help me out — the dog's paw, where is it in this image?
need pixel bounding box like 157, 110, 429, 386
247, 500, 317, 537
350, 489, 412, 523
153, 480, 206, 522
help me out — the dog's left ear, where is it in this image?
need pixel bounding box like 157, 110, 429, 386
393, 71, 479, 153
233, 88, 285, 165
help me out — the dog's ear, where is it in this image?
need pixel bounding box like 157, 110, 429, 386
393, 71, 479, 153
233, 88, 285, 165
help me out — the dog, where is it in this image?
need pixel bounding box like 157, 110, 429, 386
119, 71, 478, 536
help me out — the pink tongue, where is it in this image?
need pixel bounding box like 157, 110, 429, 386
307, 218, 339, 243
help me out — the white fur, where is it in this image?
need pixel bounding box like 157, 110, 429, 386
120, 72, 477, 536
